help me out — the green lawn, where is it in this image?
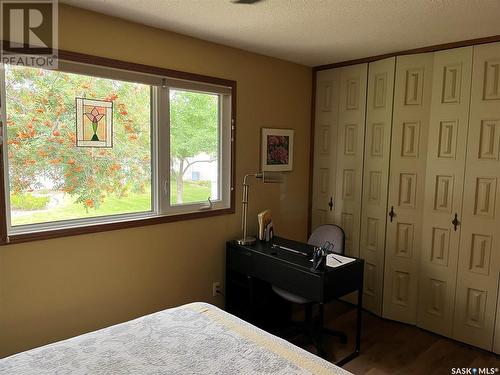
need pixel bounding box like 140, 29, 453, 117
11, 180, 211, 226
170, 180, 211, 204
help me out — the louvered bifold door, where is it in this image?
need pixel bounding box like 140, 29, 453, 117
334, 63, 368, 258
382, 53, 434, 324
360, 58, 396, 315
417, 47, 473, 337
453, 41, 500, 350
311, 69, 340, 230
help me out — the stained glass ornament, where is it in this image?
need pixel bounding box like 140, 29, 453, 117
76, 98, 113, 148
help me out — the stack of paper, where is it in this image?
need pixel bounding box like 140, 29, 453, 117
326, 254, 356, 268
258, 209, 272, 240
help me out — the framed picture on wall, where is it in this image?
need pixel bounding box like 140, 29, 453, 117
261, 128, 294, 171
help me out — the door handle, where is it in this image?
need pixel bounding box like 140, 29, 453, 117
328, 197, 333, 211
389, 206, 395, 222
452, 213, 460, 231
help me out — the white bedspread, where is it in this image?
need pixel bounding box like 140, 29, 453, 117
0, 302, 350, 374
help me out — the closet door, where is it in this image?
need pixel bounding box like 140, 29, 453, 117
383, 53, 434, 324
360, 58, 395, 315
417, 47, 473, 336
495, 285, 500, 354
311, 69, 340, 230
453, 41, 500, 350
334, 64, 368, 258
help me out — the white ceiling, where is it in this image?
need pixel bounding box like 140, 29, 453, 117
62, 0, 500, 67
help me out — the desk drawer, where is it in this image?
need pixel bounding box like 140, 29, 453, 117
226, 244, 253, 275
252, 254, 322, 301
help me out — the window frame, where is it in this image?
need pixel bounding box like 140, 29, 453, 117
0, 50, 236, 245
163, 82, 232, 215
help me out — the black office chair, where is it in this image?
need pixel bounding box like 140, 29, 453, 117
272, 224, 347, 357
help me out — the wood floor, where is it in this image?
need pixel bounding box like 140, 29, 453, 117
299, 302, 500, 375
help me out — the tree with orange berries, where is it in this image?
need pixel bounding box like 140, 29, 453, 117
5, 66, 151, 210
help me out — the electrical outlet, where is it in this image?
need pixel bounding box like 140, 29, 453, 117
212, 281, 221, 297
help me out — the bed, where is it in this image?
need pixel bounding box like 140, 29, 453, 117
0, 302, 350, 374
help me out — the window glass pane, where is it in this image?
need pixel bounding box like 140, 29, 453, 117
5, 65, 152, 227
169, 89, 219, 205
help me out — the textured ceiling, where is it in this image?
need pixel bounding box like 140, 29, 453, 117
62, 0, 500, 67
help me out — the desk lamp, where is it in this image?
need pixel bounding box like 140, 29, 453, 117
237, 171, 283, 245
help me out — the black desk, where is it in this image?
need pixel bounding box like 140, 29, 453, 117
225, 236, 364, 366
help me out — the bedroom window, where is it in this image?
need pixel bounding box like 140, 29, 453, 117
0, 59, 234, 239
166, 84, 231, 213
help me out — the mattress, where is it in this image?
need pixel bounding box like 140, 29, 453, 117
0, 302, 350, 374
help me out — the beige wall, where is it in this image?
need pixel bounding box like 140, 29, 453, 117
0, 5, 312, 357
